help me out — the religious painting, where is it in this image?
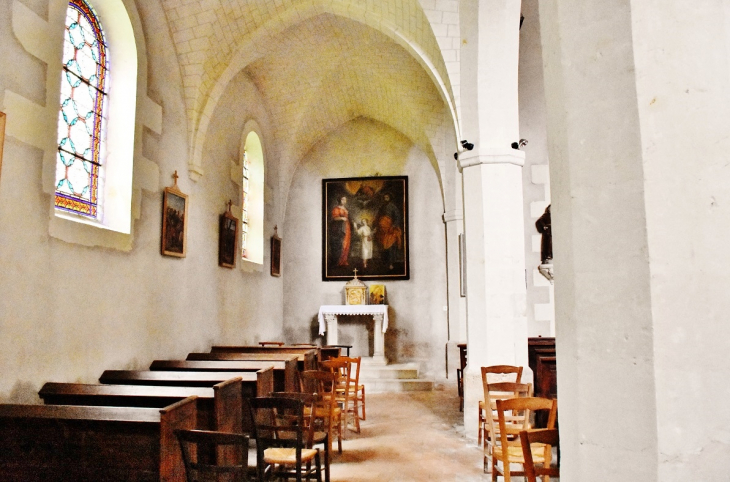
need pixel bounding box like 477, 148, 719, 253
322, 176, 409, 281
369, 284, 386, 305
271, 228, 282, 277
161, 176, 188, 257
218, 203, 238, 268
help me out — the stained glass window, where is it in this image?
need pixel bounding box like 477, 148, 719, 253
55, 0, 109, 218
241, 151, 250, 258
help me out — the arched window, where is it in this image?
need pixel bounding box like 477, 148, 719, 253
241, 130, 265, 265
241, 150, 250, 257
55, 0, 109, 219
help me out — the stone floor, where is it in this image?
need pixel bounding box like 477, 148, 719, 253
328, 385, 491, 481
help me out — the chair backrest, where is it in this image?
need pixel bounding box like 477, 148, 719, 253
495, 397, 557, 451
319, 357, 350, 379
480, 365, 523, 386
483, 381, 532, 448
299, 370, 338, 432
520, 428, 560, 482
248, 396, 314, 451
175, 429, 249, 482
338, 356, 361, 387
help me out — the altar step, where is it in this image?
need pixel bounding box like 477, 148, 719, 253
359, 362, 433, 393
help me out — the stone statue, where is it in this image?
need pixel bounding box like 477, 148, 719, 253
535, 204, 552, 264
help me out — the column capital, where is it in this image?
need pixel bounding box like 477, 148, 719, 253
443, 210, 464, 223
458, 148, 525, 170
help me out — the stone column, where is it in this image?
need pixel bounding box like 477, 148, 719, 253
372, 314, 387, 366
538, 0, 658, 480
443, 209, 467, 377
459, 0, 527, 440
324, 314, 338, 345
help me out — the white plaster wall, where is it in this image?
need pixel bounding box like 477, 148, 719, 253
518, 0, 554, 340
0, 0, 283, 402
283, 118, 448, 379
631, 2, 730, 479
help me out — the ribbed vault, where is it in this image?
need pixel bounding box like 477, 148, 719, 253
159, 0, 454, 189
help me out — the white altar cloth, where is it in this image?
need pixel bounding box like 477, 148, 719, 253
317, 305, 389, 335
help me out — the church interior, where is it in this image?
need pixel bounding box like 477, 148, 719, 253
0, 0, 728, 480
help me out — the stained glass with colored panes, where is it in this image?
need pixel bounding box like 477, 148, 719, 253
241, 151, 250, 258
55, 0, 109, 218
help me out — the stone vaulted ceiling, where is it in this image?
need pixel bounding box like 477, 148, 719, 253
160, 0, 454, 178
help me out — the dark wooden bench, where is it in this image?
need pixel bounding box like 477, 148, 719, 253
209, 346, 330, 370
528, 337, 557, 399
528, 337, 557, 428
39, 378, 241, 434
0, 396, 197, 481
151, 358, 296, 393
98, 368, 273, 399
188, 351, 314, 375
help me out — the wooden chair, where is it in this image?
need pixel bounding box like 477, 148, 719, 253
248, 396, 323, 482
300, 370, 343, 455
479, 366, 524, 447
175, 429, 250, 482
520, 428, 560, 482
483, 381, 532, 474
319, 358, 355, 435
271, 392, 332, 482
490, 397, 557, 482
335, 356, 364, 431
259, 341, 285, 346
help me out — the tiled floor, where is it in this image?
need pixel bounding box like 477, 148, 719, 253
328, 386, 490, 481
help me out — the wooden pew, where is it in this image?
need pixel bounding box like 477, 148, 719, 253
39, 378, 242, 434
187, 352, 307, 383
150, 358, 296, 393
98, 368, 273, 399
528, 337, 557, 428
209, 346, 323, 370
0, 396, 197, 481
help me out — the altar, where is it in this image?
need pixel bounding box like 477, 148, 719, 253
318, 305, 388, 365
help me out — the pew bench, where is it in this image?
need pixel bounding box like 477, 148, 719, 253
0, 396, 197, 481
151, 358, 296, 393
39, 378, 242, 434
209, 346, 324, 370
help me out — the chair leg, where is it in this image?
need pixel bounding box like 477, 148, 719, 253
360, 387, 366, 420
352, 394, 360, 433
337, 417, 343, 454
316, 451, 323, 482
323, 435, 330, 482
478, 408, 482, 447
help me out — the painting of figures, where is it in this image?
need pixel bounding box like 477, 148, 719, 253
218, 207, 238, 268
161, 187, 188, 257
322, 176, 409, 281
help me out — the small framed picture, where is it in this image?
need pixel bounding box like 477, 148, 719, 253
218, 203, 238, 269
271, 230, 282, 277
161, 179, 188, 257
369, 284, 386, 305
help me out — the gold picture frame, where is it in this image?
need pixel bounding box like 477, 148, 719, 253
161, 171, 188, 258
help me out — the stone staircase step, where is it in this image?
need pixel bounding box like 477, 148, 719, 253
358, 362, 433, 393
361, 378, 434, 393
360, 362, 420, 380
